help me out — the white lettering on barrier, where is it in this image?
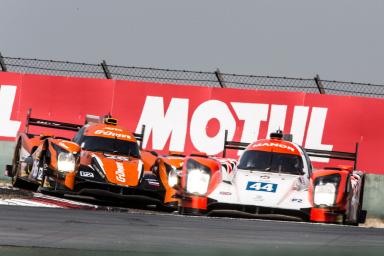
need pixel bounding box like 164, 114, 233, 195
136, 96, 333, 163
190, 100, 236, 155
266, 105, 287, 137
231, 102, 268, 144
305, 107, 333, 162
290, 106, 309, 145
0, 85, 21, 137
135, 96, 189, 152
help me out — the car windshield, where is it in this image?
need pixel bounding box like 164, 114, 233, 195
80, 136, 140, 158
237, 150, 304, 175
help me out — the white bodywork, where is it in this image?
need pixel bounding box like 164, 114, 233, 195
210, 144, 313, 210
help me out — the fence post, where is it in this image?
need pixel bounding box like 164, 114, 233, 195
314, 74, 325, 94
101, 60, 112, 79
0, 52, 7, 72
215, 68, 225, 88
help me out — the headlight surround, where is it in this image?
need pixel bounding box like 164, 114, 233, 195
57, 152, 76, 172
313, 174, 341, 207
185, 159, 211, 195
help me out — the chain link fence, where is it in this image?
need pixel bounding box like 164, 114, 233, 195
1, 53, 384, 98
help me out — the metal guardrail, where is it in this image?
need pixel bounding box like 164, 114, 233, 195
1, 53, 384, 98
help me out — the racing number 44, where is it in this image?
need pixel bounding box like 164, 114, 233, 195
246, 182, 278, 193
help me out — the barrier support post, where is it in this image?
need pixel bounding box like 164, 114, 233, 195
215, 68, 225, 88
314, 74, 325, 94
101, 60, 112, 79
0, 52, 7, 72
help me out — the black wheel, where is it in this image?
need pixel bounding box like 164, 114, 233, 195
11, 139, 25, 188
156, 202, 178, 213
357, 174, 366, 224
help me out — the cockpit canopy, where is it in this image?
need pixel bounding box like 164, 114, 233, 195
80, 136, 140, 158
237, 150, 304, 175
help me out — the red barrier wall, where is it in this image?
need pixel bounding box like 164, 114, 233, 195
1, 72, 384, 174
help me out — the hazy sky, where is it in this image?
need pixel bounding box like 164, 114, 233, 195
1, 0, 384, 84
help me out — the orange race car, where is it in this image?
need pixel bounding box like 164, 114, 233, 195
5, 110, 176, 210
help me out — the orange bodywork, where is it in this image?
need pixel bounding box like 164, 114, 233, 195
181, 156, 222, 195
80, 150, 142, 187
309, 167, 351, 211
10, 112, 174, 208
156, 155, 185, 204
17, 123, 146, 190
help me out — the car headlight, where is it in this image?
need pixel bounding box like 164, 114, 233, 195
313, 174, 340, 207
57, 152, 76, 172
168, 168, 179, 188
186, 168, 210, 195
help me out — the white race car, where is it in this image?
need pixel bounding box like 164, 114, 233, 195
171, 130, 366, 225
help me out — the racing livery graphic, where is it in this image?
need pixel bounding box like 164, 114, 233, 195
4, 109, 176, 210
169, 130, 366, 225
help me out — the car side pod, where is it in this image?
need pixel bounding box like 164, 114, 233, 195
178, 194, 208, 215
310, 208, 344, 224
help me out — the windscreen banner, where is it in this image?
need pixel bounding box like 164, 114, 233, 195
1, 72, 384, 174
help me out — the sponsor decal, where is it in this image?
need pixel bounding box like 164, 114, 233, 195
79, 171, 94, 178
146, 178, 160, 187
219, 191, 232, 196
104, 127, 123, 132
291, 198, 303, 203
252, 142, 295, 152
94, 130, 131, 140
246, 181, 278, 193
104, 154, 130, 161
136, 96, 333, 160
252, 195, 264, 201
115, 162, 126, 182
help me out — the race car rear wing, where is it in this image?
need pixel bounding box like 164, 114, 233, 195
25, 109, 82, 133
25, 109, 147, 149
222, 130, 359, 169
305, 144, 359, 170
222, 130, 249, 157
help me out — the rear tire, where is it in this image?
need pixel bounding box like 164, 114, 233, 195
11, 139, 26, 188
357, 174, 366, 224
343, 174, 366, 226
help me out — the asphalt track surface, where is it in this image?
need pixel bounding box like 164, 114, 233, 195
0, 205, 383, 256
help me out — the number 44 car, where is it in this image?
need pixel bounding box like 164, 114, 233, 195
165, 130, 366, 225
